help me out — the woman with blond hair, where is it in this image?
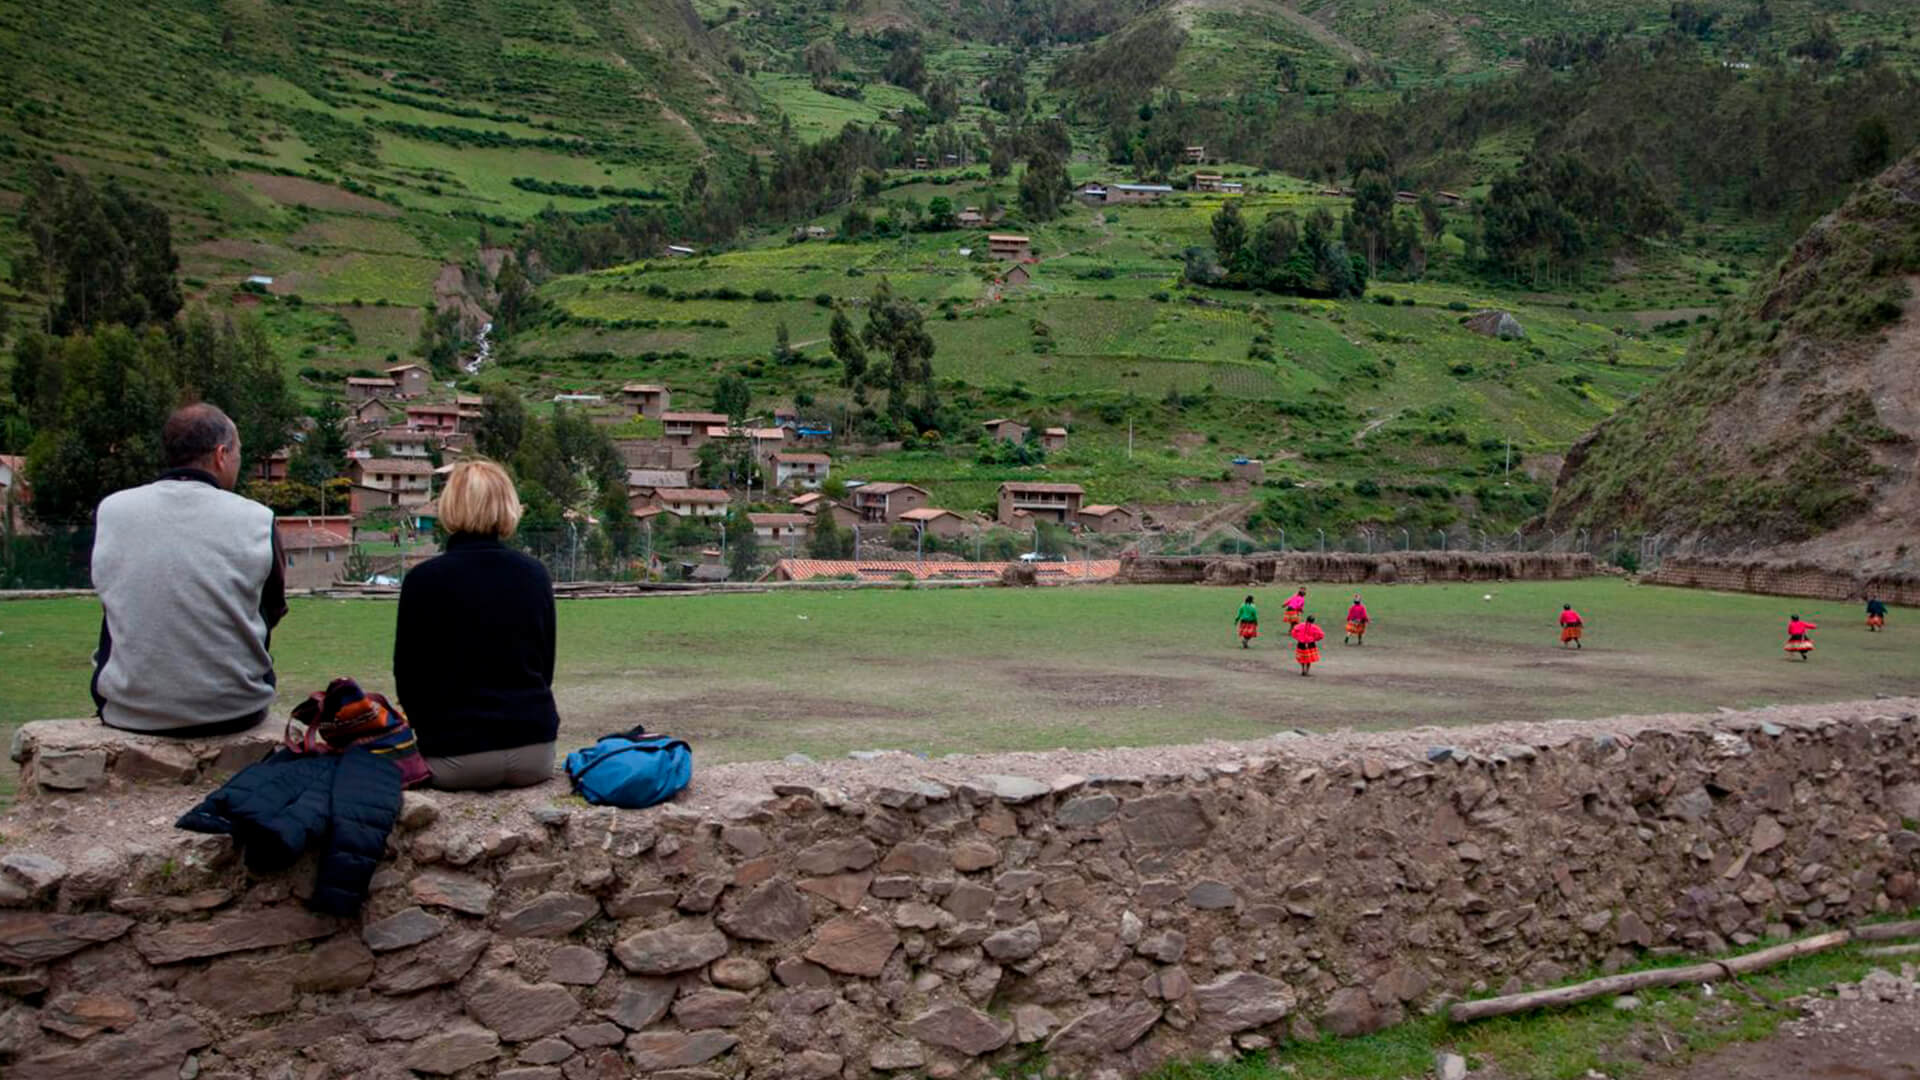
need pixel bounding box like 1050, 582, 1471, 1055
394, 460, 560, 789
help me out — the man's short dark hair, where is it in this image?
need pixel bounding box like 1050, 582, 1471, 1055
162, 403, 238, 468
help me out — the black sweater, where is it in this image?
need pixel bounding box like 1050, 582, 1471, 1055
394, 533, 560, 758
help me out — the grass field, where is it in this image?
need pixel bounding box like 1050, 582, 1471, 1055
4, 581, 1913, 788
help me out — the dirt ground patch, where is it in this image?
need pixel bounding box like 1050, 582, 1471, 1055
239, 171, 399, 216
1634, 994, 1920, 1080
1015, 667, 1202, 708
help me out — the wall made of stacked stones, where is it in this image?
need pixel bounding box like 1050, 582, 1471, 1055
1649, 558, 1920, 606
2, 711, 1917, 1080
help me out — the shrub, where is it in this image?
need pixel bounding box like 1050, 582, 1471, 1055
753, 288, 780, 302
1373, 293, 1397, 305
1447, 300, 1469, 311
814, 293, 833, 307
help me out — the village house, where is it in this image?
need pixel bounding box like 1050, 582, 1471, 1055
1437, 191, 1466, 207
791, 492, 863, 531
956, 207, 985, 227
384, 363, 432, 399
748, 512, 812, 545
621, 384, 671, 419
1076, 183, 1108, 204
853, 481, 930, 523
1041, 427, 1068, 452
661, 411, 730, 448
1105, 182, 1173, 204
773, 451, 831, 490
405, 404, 462, 434
1192, 172, 1224, 192
981, 418, 1030, 444
346, 377, 397, 404
1229, 458, 1265, 483
997, 481, 1084, 525
627, 468, 694, 496
1000, 264, 1031, 288
373, 428, 434, 457
631, 505, 667, 531
987, 234, 1032, 261
251, 447, 291, 484
348, 457, 434, 514
1185, 145, 1207, 163
276, 515, 354, 590
1077, 504, 1141, 534
647, 487, 731, 519
898, 506, 969, 539
665, 244, 697, 258
745, 427, 788, 466
349, 397, 395, 428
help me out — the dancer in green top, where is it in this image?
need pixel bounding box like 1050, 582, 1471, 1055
1235, 595, 1260, 648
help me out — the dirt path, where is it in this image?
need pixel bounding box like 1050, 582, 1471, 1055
1638, 991, 1920, 1080
1354, 411, 1398, 444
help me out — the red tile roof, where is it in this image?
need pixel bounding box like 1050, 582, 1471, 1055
1001, 481, 1085, 494
654, 488, 731, 504
775, 452, 830, 464
898, 507, 961, 522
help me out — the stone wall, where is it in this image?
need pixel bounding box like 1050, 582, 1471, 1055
1, 705, 1918, 1080
1648, 557, 1920, 607
1119, 552, 1598, 586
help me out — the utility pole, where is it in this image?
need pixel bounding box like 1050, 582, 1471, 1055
1504, 437, 1511, 486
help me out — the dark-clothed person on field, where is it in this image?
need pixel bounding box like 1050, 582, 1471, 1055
394, 460, 559, 790
91, 403, 286, 736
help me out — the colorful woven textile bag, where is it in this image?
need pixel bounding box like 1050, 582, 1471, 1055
287, 677, 432, 789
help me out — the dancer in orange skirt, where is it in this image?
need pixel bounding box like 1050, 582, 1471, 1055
1866, 597, 1887, 632
1784, 614, 1817, 659
1282, 587, 1307, 628
1344, 595, 1370, 645
1291, 614, 1325, 676
1235, 595, 1260, 648
1558, 604, 1584, 649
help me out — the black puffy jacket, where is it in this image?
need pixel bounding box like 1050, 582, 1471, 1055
177, 747, 402, 916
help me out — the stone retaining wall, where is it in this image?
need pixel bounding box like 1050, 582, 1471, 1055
1119, 552, 1598, 586
1647, 557, 1920, 606
1, 708, 1917, 1080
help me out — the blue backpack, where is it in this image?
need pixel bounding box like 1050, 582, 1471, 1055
565, 727, 693, 809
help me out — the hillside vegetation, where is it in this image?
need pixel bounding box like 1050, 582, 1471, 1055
1545, 145, 1920, 553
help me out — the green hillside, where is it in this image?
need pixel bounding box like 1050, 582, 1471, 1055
4, 0, 1920, 563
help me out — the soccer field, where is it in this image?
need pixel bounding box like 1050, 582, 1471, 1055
3, 581, 1914, 776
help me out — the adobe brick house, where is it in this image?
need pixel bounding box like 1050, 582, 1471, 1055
792, 493, 863, 531
1040, 427, 1068, 452
748, 513, 812, 544
405, 404, 462, 434
647, 488, 730, 519
987, 234, 1031, 261
1077, 504, 1141, 534
348, 458, 434, 514
384, 364, 432, 399
277, 516, 354, 590
981, 418, 1029, 444
622, 384, 671, 419
661, 412, 730, 448
898, 507, 970, 539
346, 377, 396, 404
852, 482, 930, 523
997, 481, 1084, 524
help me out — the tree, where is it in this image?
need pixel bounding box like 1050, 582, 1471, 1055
493, 253, 542, 337
417, 306, 467, 374
803, 39, 839, 84
173, 309, 301, 489
924, 76, 959, 122
23, 326, 175, 527
924, 196, 957, 231
830, 307, 868, 388
808, 508, 854, 558
771, 320, 793, 365
1210, 199, 1248, 266
1346, 171, 1395, 269
1851, 116, 1893, 179
12, 166, 182, 336
862, 280, 936, 419
473, 386, 529, 461
989, 144, 1013, 179
725, 508, 759, 577
1018, 152, 1071, 221
714, 374, 752, 423
290, 399, 349, 490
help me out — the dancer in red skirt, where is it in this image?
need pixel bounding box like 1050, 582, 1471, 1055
1235, 595, 1260, 648
1283, 587, 1307, 628
1344, 595, 1370, 645
1291, 615, 1325, 676
1866, 597, 1888, 632
1784, 614, 1817, 659
1558, 604, 1584, 649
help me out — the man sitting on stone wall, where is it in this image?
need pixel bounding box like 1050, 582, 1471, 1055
90, 403, 287, 736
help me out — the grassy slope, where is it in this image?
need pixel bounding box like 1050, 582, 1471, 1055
1545, 146, 1920, 544
513, 178, 1688, 523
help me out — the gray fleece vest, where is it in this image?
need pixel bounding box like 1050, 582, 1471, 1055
92, 479, 277, 730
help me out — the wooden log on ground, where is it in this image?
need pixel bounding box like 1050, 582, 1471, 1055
1861, 944, 1920, 959
1447, 930, 1852, 1023
1852, 920, 1920, 943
